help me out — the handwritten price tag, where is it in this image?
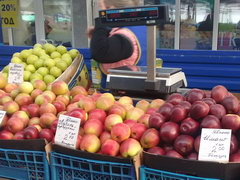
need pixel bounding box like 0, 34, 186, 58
0, 110, 6, 127
198, 128, 232, 162
8, 63, 23, 84
54, 114, 81, 149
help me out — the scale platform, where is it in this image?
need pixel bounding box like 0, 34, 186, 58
106, 65, 187, 95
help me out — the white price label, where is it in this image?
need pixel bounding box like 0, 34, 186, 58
198, 128, 232, 162
8, 63, 23, 84
0, 110, 6, 126
54, 114, 81, 149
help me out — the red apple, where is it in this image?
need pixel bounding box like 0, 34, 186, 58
140, 128, 160, 148
78, 96, 96, 113
70, 86, 88, 97
136, 100, 150, 112
24, 126, 39, 139
189, 101, 209, 120
201, 115, 221, 129
39, 113, 57, 128
3, 101, 19, 115
230, 134, 239, 154
157, 103, 174, 121
211, 85, 228, 103
126, 107, 144, 122
104, 114, 123, 131
167, 93, 185, 105
148, 112, 165, 129
101, 139, 120, 156
149, 99, 165, 110
230, 153, 240, 162
52, 101, 66, 113
80, 134, 101, 153
31, 89, 43, 100
100, 131, 111, 144
88, 109, 106, 123
67, 108, 87, 124
209, 104, 226, 119
84, 119, 103, 137
170, 105, 187, 123
178, 101, 191, 113
50, 120, 58, 134
51, 81, 69, 95
56, 94, 70, 106
120, 138, 142, 158
0, 130, 14, 140
39, 128, 54, 142
131, 123, 147, 140
6, 117, 25, 133
108, 104, 126, 119
28, 117, 41, 126
146, 108, 157, 115
194, 136, 201, 152
147, 147, 165, 155
159, 122, 179, 144
221, 114, 240, 132
15, 93, 33, 106
111, 123, 131, 143
165, 150, 183, 158
174, 135, 194, 156
186, 88, 205, 104
66, 102, 79, 112
27, 104, 40, 117
180, 117, 199, 135
13, 131, 25, 140
187, 152, 198, 160
138, 114, 150, 127
39, 103, 57, 115
124, 119, 137, 128
202, 98, 216, 107
221, 96, 239, 114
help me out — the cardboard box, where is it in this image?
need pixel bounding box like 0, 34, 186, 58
142, 151, 240, 180
51, 144, 141, 180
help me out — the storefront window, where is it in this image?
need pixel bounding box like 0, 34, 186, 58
43, 0, 72, 47
11, 0, 36, 46
180, 0, 214, 50
218, 0, 240, 50
144, 0, 175, 49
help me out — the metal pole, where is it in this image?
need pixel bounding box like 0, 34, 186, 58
174, 0, 180, 49
33, 0, 46, 44
147, 25, 156, 82
212, 0, 220, 50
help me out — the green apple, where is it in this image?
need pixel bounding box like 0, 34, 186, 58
50, 67, 62, 78
68, 49, 79, 59
44, 74, 56, 85
61, 56, 72, 66
53, 57, 61, 63
51, 51, 61, 59
32, 47, 44, 57
30, 72, 43, 82
34, 59, 44, 69
25, 64, 36, 73
43, 43, 56, 54
11, 57, 22, 63
56, 45, 67, 55
37, 67, 49, 77
23, 71, 31, 81
2, 65, 9, 73
34, 43, 42, 49
62, 53, 72, 60
27, 54, 38, 64
56, 60, 68, 71
13, 52, 21, 57
20, 62, 27, 68
44, 59, 56, 69
40, 54, 50, 60
20, 49, 32, 61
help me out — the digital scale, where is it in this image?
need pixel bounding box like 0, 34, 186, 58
99, 5, 187, 97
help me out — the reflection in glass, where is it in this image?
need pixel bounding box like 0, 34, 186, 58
180, 0, 214, 50
218, 0, 240, 50
11, 0, 36, 46
43, 0, 72, 47
144, 0, 175, 49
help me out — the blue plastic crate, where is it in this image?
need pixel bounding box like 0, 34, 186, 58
0, 148, 50, 180
140, 166, 220, 180
50, 152, 136, 180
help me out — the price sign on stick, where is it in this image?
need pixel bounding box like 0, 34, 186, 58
54, 114, 81, 149
0, 110, 6, 126
198, 128, 232, 162
8, 63, 23, 84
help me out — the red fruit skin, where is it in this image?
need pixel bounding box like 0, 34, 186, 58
202, 98, 216, 107
24, 126, 39, 139
167, 93, 185, 105
162, 144, 174, 152
230, 134, 239, 154
88, 109, 107, 123
186, 89, 205, 104
147, 147, 165, 155
187, 152, 198, 160
200, 115, 221, 129
209, 104, 226, 120
190, 101, 210, 120
159, 122, 180, 144
13, 131, 25, 140
149, 113, 165, 129
230, 153, 240, 162
157, 103, 174, 121
178, 101, 191, 113
130, 123, 147, 141
211, 85, 228, 103
50, 120, 58, 135
194, 136, 201, 152
170, 105, 187, 123
180, 117, 199, 136
221, 114, 240, 132
221, 96, 239, 114
174, 135, 194, 156
39, 129, 54, 142
165, 150, 183, 158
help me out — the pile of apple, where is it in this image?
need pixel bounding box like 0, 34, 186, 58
147, 86, 240, 162
1, 43, 79, 85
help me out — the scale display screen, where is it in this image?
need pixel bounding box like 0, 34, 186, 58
99, 5, 167, 26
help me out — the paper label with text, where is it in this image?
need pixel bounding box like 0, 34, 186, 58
198, 128, 231, 162
8, 63, 23, 84
54, 114, 81, 149
0, 110, 6, 126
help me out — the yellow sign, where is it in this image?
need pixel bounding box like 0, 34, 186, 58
0, 0, 19, 28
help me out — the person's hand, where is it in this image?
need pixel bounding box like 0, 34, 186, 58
86, 26, 95, 39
